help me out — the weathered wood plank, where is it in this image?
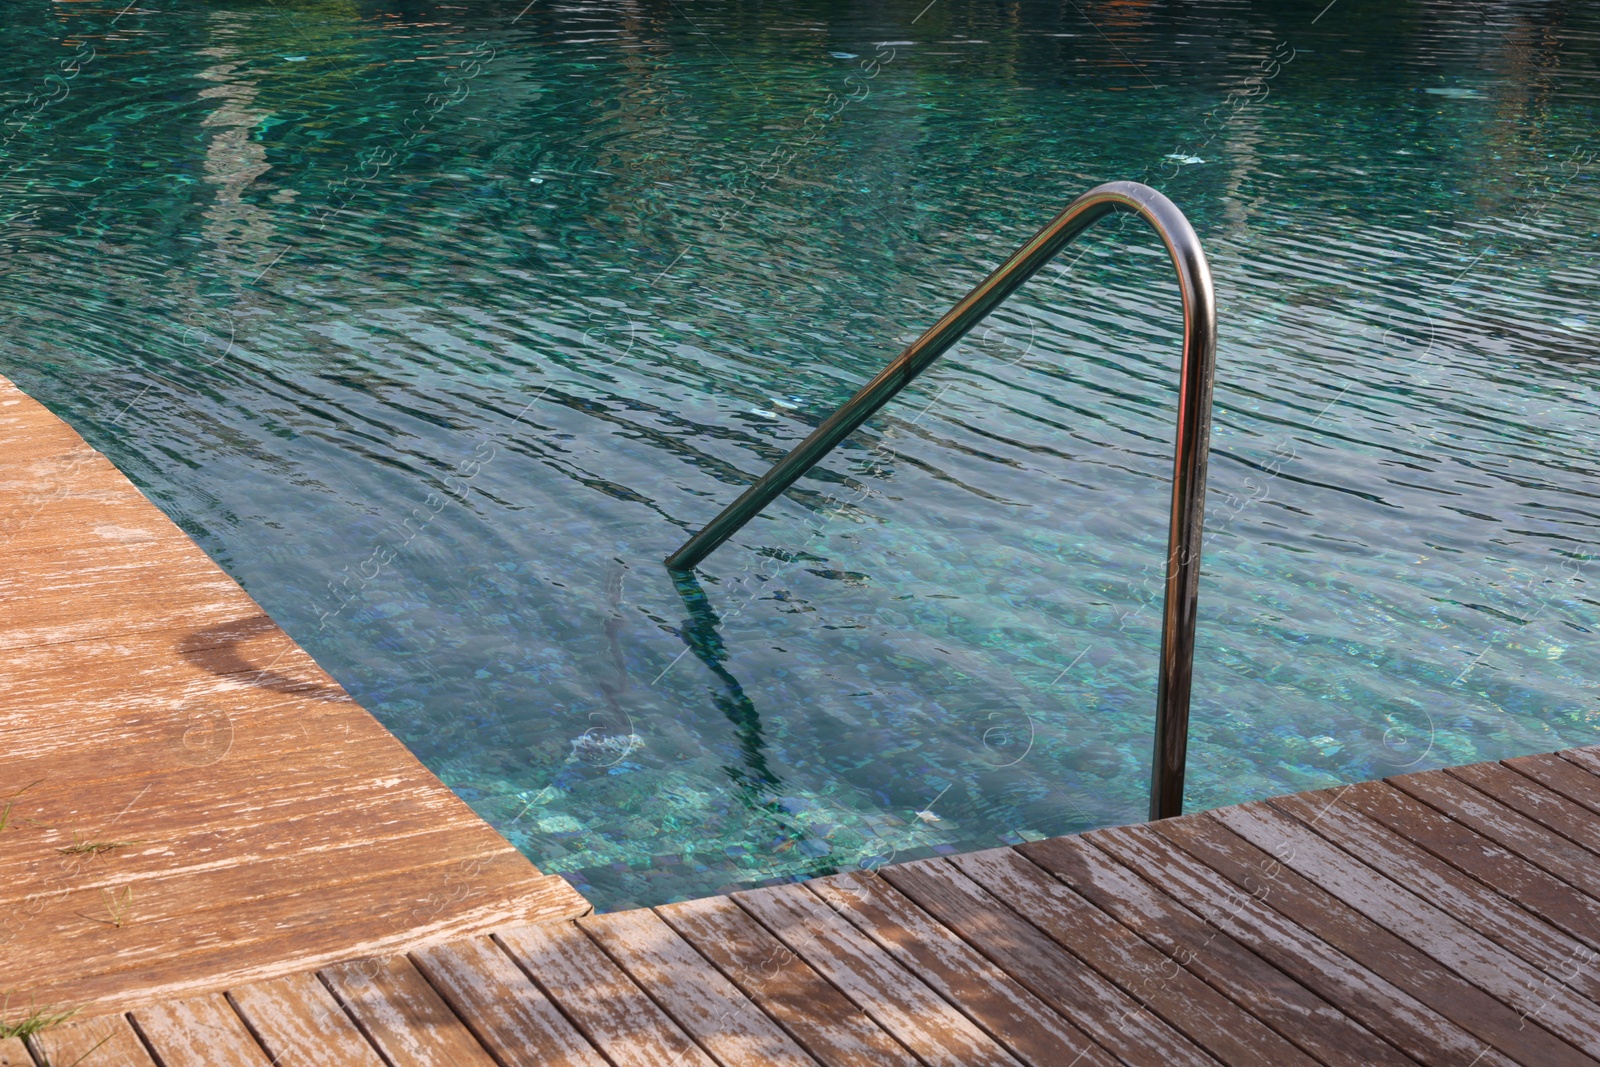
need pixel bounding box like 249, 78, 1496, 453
1337, 780, 1600, 948
411, 935, 608, 1067
131, 993, 271, 1066
9, 855, 584, 1017
1390, 771, 1600, 898
1157, 813, 1591, 1067
0, 552, 258, 653
0, 632, 391, 807
1508, 752, 1600, 817
734, 883, 1024, 1067
808, 870, 1117, 1067
657, 894, 919, 1067
1091, 822, 1521, 1067
0, 1038, 30, 1067
1558, 746, 1600, 786
1215, 801, 1600, 1060
321, 955, 497, 1067
9, 827, 546, 958
1448, 762, 1600, 857
1, 781, 575, 993
23, 1013, 154, 1067
949, 847, 1317, 1067
227, 972, 384, 1067
582, 908, 819, 1067
0, 765, 506, 893
1270, 788, 1600, 1003
880, 856, 1215, 1067
0, 377, 107, 461
494, 920, 718, 1067
1022, 833, 1415, 1067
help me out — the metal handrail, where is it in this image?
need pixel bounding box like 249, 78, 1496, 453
665, 181, 1216, 821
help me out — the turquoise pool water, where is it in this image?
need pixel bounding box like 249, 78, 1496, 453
2, 0, 1596, 909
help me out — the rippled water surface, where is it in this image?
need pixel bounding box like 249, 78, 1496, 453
3, 0, 1596, 908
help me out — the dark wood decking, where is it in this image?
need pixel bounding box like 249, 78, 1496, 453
18, 746, 1600, 1066
0, 376, 589, 1015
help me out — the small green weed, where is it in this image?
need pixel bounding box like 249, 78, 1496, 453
0, 779, 42, 835
55, 839, 139, 858
0, 1003, 78, 1040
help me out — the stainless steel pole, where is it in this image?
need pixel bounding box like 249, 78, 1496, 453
665, 181, 1215, 820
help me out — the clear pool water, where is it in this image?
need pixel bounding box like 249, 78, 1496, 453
3, 0, 1596, 909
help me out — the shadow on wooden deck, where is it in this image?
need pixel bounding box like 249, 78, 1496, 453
0, 376, 589, 1017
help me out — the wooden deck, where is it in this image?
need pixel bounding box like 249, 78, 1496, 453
0, 375, 589, 1016
10, 745, 1600, 1066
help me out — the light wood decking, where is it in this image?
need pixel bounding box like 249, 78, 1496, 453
0, 375, 588, 1016
16, 746, 1600, 1066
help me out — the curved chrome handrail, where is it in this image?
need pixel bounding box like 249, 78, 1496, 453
665, 181, 1216, 820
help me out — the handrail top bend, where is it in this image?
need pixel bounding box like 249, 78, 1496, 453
665, 180, 1213, 573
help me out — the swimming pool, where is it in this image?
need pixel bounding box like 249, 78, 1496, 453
3, 0, 1596, 909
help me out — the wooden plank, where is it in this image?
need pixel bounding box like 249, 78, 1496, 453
0, 1039, 29, 1067
0, 551, 258, 653
494, 920, 718, 1067
11, 854, 583, 1017
1215, 800, 1600, 1060
1390, 770, 1600, 899
1559, 746, 1600, 786
657, 894, 919, 1067
131, 993, 271, 1066
1336, 780, 1600, 951
808, 870, 1117, 1067
411, 935, 609, 1067
0, 765, 502, 894
734, 883, 1024, 1067
880, 857, 1215, 1067
1022, 833, 1415, 1067
321, 955, 497, 1067
10, 819, 505, 927
1270, 787, 1600, 1004
22, 1013, 154, 1067
0, 634, 385, 799
581, 908, 818, 1067
949, 847, 1317, 1067
1091, 822, 1521, 1067
1156, 812, 1591, 1067
0, 630, 351, 752
1514, 751, 1600, 816
226, 972, 385, 1067
0, 378, 108, 461
0, 614, 352, 728
1449, 761, 1600, 857
9, 828, 545, 969
0, 465, 232, 550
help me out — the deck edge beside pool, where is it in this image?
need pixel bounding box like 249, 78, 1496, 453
16, 743, 1600, 1067
0, 374, 590, 1016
